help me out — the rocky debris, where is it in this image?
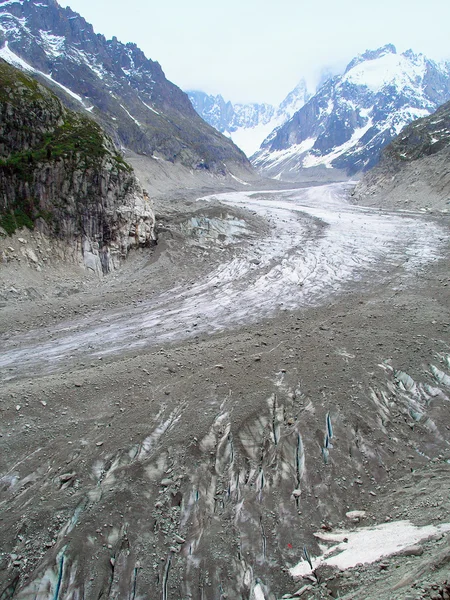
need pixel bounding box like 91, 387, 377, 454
0, 184, 450, 599
397, 545, 424, 557
345, 510, 367, 523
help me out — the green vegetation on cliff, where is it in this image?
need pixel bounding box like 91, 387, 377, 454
0, 60, 132, 235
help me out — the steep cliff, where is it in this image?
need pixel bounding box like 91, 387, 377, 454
0, 59, 155, 274
352, 99, 450, 211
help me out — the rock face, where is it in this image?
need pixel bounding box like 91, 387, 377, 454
352, 99, 450, 212
0, 0, 251, 175
188, 79, 311, 156
252, 45, 450, 180
0, 59, 155, 274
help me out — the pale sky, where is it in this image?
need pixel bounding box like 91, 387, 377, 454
57, 0, 450, 105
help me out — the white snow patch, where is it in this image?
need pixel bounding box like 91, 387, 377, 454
254, 138, 316, 170
140, 99, 160, 115
230, 174, 250, 186
119, 104, 141, 127
39, 31, 65, 57
228, 118, 284, 157
43, 73, 84, 104
253, 583, 266, 600
0, 0, 24, 6
0, 41, 34, 72
342, 52, 427, 94
290, 520, 450, 578
0, 42, 86, 106
86, 61, 107, 80
302, 120, 373, 169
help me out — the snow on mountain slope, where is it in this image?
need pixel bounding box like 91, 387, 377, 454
252, 45, 450, 180
188, 79, 311, 157
0, 0, 251, 175
342, 50, 427, 93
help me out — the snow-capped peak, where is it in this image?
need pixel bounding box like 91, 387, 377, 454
188, 78, 311, 157
341, 50, 427, 94
252, 45, 450, 180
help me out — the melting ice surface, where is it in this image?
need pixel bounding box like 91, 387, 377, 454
0, 183, 447, 380
290, 520, 450, 577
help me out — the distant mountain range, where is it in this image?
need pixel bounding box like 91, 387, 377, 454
189, 45, 450, 180
188, 79, 312, 156
0, 0, 250, 176
1, 2, 449, 183
252, 45, 450, 179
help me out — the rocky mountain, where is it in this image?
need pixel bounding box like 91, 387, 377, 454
188, 79, 311, 156
252, 45, 450, 180
0, 0, 251, 176
352, 98, 450, 212
0, 59, 155, 274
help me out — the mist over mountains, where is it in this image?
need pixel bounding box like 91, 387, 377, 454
189, 45, 450, 180
188, 79, 312, 156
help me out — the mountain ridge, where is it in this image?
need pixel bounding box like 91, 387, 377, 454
351, 98, 450, 212
188, 79, 311, 157
0, 0, 252, 177
251, 45, 450, 180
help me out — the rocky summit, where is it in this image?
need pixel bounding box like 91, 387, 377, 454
0, 59, 155, 274
252, 45, 450, 180
0, 0, 250, 175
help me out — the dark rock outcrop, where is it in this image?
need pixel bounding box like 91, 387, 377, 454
0, 59, 155, 273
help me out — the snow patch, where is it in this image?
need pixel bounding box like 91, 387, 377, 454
342, 52, 427, 94
253, 138, 316, 170
120, 104, 141, 127
228, 118, 284, 157
39, 30, 65, 58
0, 0, 24, 6
0, 40, 34, 71
140, 99, 160, 115
302, 120, 373, 168
0, 42, 87, 107
43, 72, 84, 104
290, 520, 450, 578
230, 174, 250, 186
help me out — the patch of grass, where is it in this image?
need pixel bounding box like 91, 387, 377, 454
113, 152, 133, 172
0, 208, 35, 236
0, 113, 132, 178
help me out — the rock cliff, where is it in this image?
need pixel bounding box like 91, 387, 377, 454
0, 59, 155, 274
